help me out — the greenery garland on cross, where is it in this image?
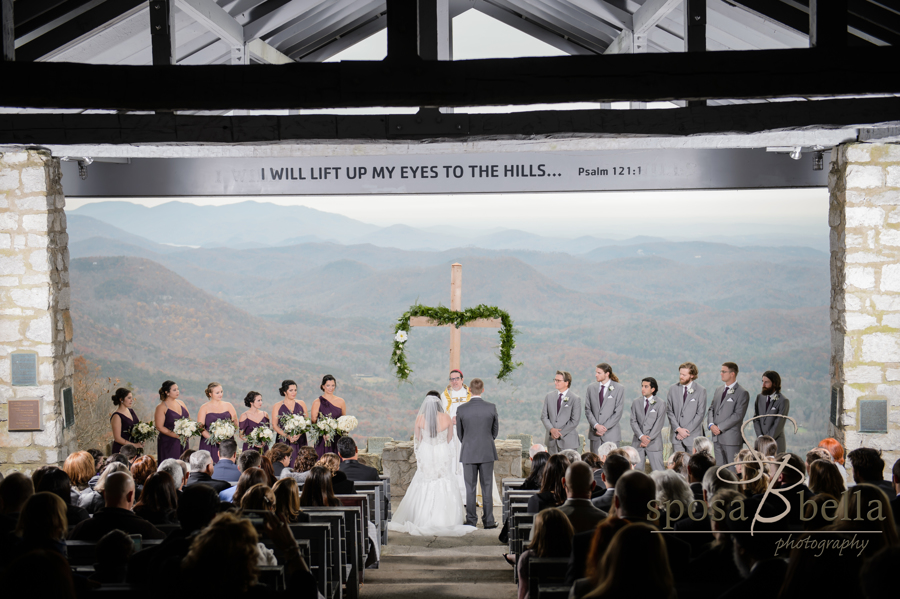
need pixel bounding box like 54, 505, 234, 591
390, 303, 521, 382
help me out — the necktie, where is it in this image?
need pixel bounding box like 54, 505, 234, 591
683, 387, 688, 401
721, 387, 728, 404
765, 396, 771, 412
556, 393, 563, 413
644, 398, 649, 415
598, 385, 605, 409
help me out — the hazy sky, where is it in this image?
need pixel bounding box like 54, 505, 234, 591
67, 10, 829, 243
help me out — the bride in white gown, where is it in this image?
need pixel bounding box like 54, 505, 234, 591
387, 393, 477, 537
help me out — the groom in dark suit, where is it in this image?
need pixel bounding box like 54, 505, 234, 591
456, 378, 499, 529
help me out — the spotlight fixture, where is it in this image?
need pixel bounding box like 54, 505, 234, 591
789, 147, 803, 160
813, 151, 824, 171
60, 155, 93, 180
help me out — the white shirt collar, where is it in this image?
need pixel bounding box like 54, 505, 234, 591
559, 389, 569, 397
724, 382, 736, 391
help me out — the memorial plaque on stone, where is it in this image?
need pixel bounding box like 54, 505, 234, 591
62, 387, 75, 429
9, 398, 43, 431
859, 399, 887, 433
11, 351, 38, 386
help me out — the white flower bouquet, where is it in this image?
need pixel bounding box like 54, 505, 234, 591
336, 415, 359, 435
313, 416, 341, 447
173, 418, 204, 445
247, 424, 277, 449
129, 421, 158, 444
279, 413, 309, 440
206, 418, 237, 445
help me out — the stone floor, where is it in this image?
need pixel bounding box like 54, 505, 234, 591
360, 503, 515, 599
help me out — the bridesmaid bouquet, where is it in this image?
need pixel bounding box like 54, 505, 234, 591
315, 416, 341, 445
279, 414, 309, 442
129, 421, 158, 444
173, 418, 204, 445
247, 425, 277, 449
206, 418, 237, 445
336, 415, 359, 435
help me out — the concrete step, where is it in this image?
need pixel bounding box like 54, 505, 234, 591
360, 582, 517, 599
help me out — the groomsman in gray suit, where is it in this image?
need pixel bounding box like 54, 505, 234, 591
584, 363, 625, 454
753, 370, 790, 453
707, 362, 751, 470
666, 362, 708, 453
541, 371, 582, 454
630, 377, 666, 471
456, 378, 499, 528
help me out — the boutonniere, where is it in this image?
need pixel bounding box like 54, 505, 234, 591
563, 396, 571, 405
608, 385, 614, 392
771, 394, 778, 402
688, 388, 695, 394
727, 388, 735, 395
649, 398, 657, 405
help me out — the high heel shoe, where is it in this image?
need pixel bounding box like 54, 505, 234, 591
502, 553, 516, 567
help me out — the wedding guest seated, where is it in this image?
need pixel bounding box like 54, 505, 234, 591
734, 448, 752, 476
692, 436, 714, 456
130, 454, 157, 497
595, 442, 617, 463
95, 462, 131, 494
179, 448, 195, 463
338, 437, 380, 481
2, 492, 68, 561
861, 546, 900, 599
561, 449, 581, 464
87, 448, 104, 474
69, 472, 166, 541
575, 522, 674, 599
0, 472, 34, 536
808, 458, 845, 498
267, 443, 292, 478
687, 451, 715, 501
650, 469, 693, 526
260, 454, 278, 487
316, 452, 356, 495
516, 507, 573, 599
761, 452, 809, 526
232, 467, 270, 507
591, 454, 629, 513
299, 466, 342, 507
502, 452, 549, 554
558, 462, 607, 533
212, 439, 240, 483
619, 446, 640, 470
273, 478, 309, 523
891, 458, 900, 523
753, 435, 779, 478
64, 450, 103, 514
277, 446, 318, 485
133, 471, 179, 525
90, 530, 133, 584
221, 450, 263, 502
674, 467, 738, 554
801, 493, 840, 531
238, 484, 279, 567
683, 489, 744, 591
718, 496, 786, 599
179, 511, 317, 596
738, 460, 769, 497
819, 437, 850, 485
89, 454, 128, 489
527, 453, 570, 513
529, 443, 548, 459
666, 451, 690, 480
2, 549, 77, 599
31, 464, 57, 490
36, 467, 90, 526
184, 450, 230, 494
157, 458, 186, 497
580, 452, 605, 497
848, 447, 894, 494
832, 483, 898, 557
806, 447, 833, 482
119, 443, 140, 464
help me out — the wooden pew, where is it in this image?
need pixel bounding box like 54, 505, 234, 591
306, 511, 347, 599
351, 480, 389, 546
288, 522, 332, 598
338, 495, 371, 582
306, 505, 363, 599
66, 539, 164, 566
528, 558, 570, 599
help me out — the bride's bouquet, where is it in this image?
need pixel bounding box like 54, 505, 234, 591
206, 418, 236, 446
246, 424, 277, 449
336, 415, 359, 435
279, 413, 309, 443
128, 421, 158, 444
173, 418, 204, 445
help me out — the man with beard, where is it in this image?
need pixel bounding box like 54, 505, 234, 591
753, 370, 790, 453
666, 362, 708, 454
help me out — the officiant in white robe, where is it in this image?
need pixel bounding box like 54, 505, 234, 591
445, 370, 498, 505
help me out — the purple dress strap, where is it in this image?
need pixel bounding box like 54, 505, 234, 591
111, 408, 139, 454
199, 409, 234, 463
314, 396, 344, 458
241, 414, 271, 453
158, 404, 188, 463
277, 402, 307, 468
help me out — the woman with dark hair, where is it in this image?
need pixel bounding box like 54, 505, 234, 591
133, 471, 179, 525
14, 492, 69, 557
259, 455, 278, 487
110, 387, 141, 454
267, 443, 293, 478
273, 478, 308, 523
155, 380, 190, 463
808, 459, 845, 498
36, 468, 90, 526
582, 523, 674, 599
197, 382, 238, 463
299, 466, 342, 507
271, 379, 308, 468
311, 374, 347, 458
753, 435, 779, 478
239, 391, 272, 453
279, 446, 319, 485
130, 455, 157, 496
232, 467, 269, 507
526, 454, 570, 514
524, 452, 549, 490
516, 508, 574, 599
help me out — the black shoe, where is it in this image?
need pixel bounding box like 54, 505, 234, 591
502, 553, 516, 567
483, 523, 499, 529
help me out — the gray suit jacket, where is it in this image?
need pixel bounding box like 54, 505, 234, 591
665, 382, 708, 444
707, 383, 751, 445
541, 389, 582, 449
630, 396, 666, 451
753, 393, 790, 449
456, 397, 499, 464
584, 381, 625, 443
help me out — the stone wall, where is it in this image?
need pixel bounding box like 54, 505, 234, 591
0, 150, 75, 474
382, 439, 522, 497
829, 143, 900, 474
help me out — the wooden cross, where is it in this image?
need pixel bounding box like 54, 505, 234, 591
408, 263, 502, 372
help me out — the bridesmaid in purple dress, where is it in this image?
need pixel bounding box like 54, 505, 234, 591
271, 379, 308, 468
155, 380, 190, 463
110, 387, 141, 454
312, 374, 347, 458
197, 382, 238, 463
239, 391, 271, 453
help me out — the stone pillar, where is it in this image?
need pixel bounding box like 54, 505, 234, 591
830, 143, 900, 476
0, 149, 75, 474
